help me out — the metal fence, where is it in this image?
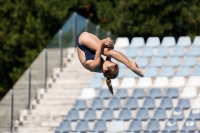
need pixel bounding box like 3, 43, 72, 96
0, 12, 117, 132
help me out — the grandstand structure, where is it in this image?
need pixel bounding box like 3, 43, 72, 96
53, 36, 200, 133
0, 12, 200, 133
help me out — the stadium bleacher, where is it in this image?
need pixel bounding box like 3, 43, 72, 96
51, 36, 200, 132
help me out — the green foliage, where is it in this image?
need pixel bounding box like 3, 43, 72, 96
0, 0, 200, 99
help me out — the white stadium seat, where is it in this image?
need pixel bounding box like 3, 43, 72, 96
119, 77, 136, 88
186, 76, 200, 87
169, 76, 186, 88
181, 87, 197, 98
136, 77, 152, 88
115, 37, 129, 47
153, 77, 169, 88
145, 37, 160, 47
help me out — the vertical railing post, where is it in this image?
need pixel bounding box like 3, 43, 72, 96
85, 19, 89, 32
44, 49, 48, 90
73, 12, 77, 47
28, 68, 31, 110
96, 25, 100, 38
59, 30, 63, 72
10, 88, 14, 133
107, 31, 111, 37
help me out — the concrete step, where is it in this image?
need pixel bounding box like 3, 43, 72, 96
21, 116, 63, 126
17, 127, 56, 133
38, 99, 75, 105
50, 83, 88, 89
33, 104, 73, 110
28, 109, 70, 116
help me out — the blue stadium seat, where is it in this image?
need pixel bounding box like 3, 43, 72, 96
149, 88, 162, 98
90, 97, 104, 110
145, 119, 160, 132
130, 37, 145, 47
98, 89, 111, 99
187, 46, 200, 56
74, 99, 87, 110
126, 70, 140, 78
142, 97, 156, 110
159, 97, 173, 109
92, 119, 107, 133
88, 78, 102, 89
101, 108, 114, 121
159, 67, 174, 77
166, 57, 180, 67
55, 120, 71, 133
65, 108, 79, 121
118, 68, 125, 78
94, 73, 104, 79
144, 67, 158, 78
182, 56, 196, 67
125, 47, 138, 58
140, 47, 154, 57
171, 46, 186, 57
194, 66, 200, 76
181, 119, 197, 132
176, 99, 191, 109
161, 36, 176, 47
153, 108, 167, 121
188, 109, 200, 120
136, 57, 148, 68
108, 97, 121, 110
149, 57, 164, 67
155, 47, 169, 57
163, 119, 178, 132
127, 58, 148, 77
165, 88, 179, 98
145, 37, 160, 47
118, 108, 132, 121
131, 88, 145, 99
115, 89, 128, 99
127, 119, 143, 132
119, 62, 127, 68
75, 120, 89, 132
83, 108, 97, 121
176, 66, 191, 77
124, 97, 138, 110
177, 36, 191, 46
170, 108, 185, 121
135, 108, 149, 121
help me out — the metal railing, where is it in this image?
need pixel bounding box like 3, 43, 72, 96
0, 12, 116, 132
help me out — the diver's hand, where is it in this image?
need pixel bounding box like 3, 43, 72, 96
101, 37, 114, 49
130, 61, 144, 77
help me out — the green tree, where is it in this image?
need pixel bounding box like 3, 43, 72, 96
0, 0, 200, 99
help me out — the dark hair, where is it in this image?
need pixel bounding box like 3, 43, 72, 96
103, 64, 119, 95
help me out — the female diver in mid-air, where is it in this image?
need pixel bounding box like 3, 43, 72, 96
77, 32, 143, 95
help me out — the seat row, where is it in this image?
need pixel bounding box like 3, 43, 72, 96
66, 106, 200, 122
94, 66, 200, 80
73, 96, 200, 110
115, 36, 200, 47
56, 118, 200, 133
89, 76, 200, 89
122, 46, 200, 58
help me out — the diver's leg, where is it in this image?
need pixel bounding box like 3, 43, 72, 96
103, 49, 144, 77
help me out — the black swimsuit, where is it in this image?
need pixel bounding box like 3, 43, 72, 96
77, 43, 101, 72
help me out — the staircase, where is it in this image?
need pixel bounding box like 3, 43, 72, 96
15, 52, 95, 133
